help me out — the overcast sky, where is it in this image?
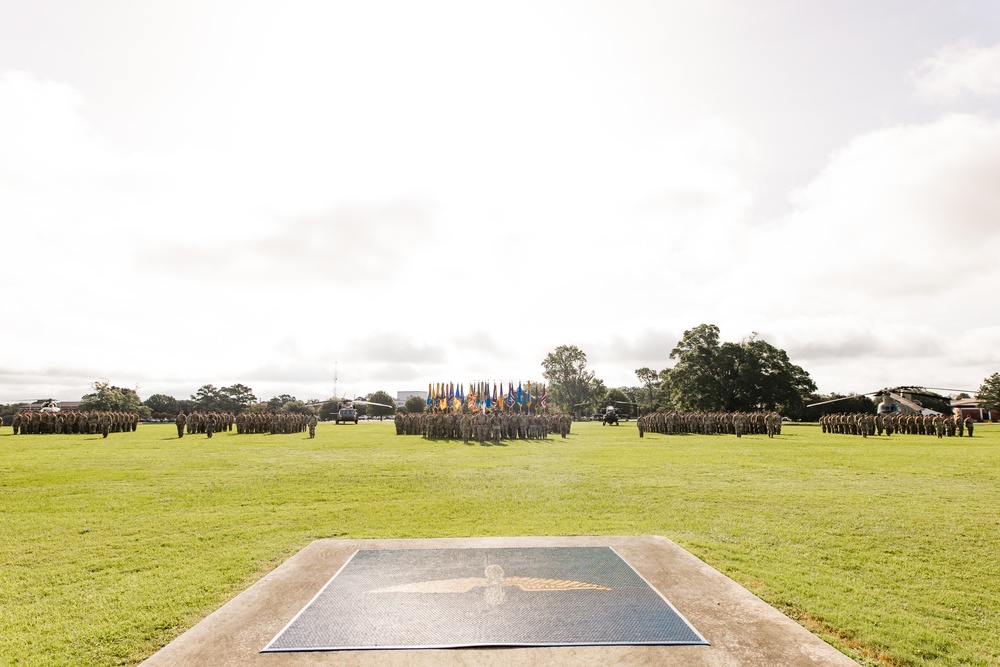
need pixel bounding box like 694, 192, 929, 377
2, 0, 999, 404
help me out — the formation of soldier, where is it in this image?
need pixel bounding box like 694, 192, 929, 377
395, 411, 572, 443
637, 411, 783, 438
821, 412, 975, 438
177, 411, 234, 437
10, 411, 139, 438
173, 411, 313, 437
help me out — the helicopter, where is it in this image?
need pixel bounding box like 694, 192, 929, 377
807, 386, 975, 416
9, 399, 62, 413
303, 396, 397, 424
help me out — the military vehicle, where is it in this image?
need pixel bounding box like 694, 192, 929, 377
335, 403, 359, 424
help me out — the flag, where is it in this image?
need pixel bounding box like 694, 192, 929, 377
508, 382, 515, 406
540, 383, 547, 409
426, 383, 432, 406
492, 383, 498, 407
526, 381, 532, 407
517, 382, 523, 405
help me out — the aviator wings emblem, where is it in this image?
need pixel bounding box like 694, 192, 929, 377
371, 564, 612, 606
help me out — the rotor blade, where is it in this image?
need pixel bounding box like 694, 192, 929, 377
352, 400, 395, 409
806, 394, 873, 408
909, 387, 978, 395
887, 392, 941, 414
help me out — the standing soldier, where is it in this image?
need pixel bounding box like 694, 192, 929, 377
176, 411, 186, 438
206, 412, 216, 438
965, 416, 974, 437
308, 413, 318, 438
99, 412, 110, 438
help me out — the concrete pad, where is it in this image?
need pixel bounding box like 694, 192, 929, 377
139, 536, 860, 666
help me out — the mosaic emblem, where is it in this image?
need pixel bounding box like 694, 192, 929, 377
371, 563, 612, 605
263, 546, 707, 651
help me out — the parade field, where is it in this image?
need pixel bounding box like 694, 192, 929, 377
1, 421, 999, 666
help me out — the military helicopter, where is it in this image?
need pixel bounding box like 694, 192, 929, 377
9, 398, 61, 413
807, 386, 974, 416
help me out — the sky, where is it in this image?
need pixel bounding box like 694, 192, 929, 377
2, 0, 999, 405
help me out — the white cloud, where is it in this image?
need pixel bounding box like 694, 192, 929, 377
763, 113, 1000, 307
911, 40, 1000, 101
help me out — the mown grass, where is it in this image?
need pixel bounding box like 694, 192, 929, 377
1, 421, 998, 666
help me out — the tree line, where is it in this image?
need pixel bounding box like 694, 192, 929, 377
541, 323, 1000, 420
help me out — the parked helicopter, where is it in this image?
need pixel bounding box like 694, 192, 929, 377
9, 398, 61, 413
807, 386, 975, 416
304, 396, 397, 424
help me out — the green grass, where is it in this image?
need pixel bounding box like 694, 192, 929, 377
1, 421, 999, 666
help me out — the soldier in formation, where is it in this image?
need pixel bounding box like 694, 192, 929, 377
232, 411, 310, 434
393, 411, 571, 442
10, 410, 139, 435
819, 412, 976, 437
637, 411, 783, 437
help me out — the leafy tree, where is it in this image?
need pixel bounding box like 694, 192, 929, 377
667, 324, 725, 412
404, 395, 426, 413
977, 373, 1000, 413
279, 400, 313, 415
366, 391, 397, 419
318, 401, 341, 421
81, 381, 151, 416
603, 387, 634, 418
666, 325, 816, 417
267, 394, 296, 411
541, 345, 604, 415
144, 394, 179, 416
219, 384, 257, 413
191, 384, 222, 411
635, 367, 663, 412
1, 403, 24, 425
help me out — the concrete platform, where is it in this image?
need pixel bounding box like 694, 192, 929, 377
139, 536, 860, 666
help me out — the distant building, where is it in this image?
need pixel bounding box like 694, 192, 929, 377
951, 398, 994, 422
396, 391, 428, 408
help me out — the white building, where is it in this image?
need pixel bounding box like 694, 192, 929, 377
395, 390, 428, 409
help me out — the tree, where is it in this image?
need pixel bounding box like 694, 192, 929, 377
191, 384, 222, 411
976, 373, 1000, 413
666, 325, 816, 417
144, 393, 179, 416
603, 387, 633, 418
81, 380, 151, 416
404, 395, 426, 413
667, 324, 725, 412
279, 400, 313, 415
267, 394, 296, 411
541, 345, 604, 415
318, 401, 341, 421
635, 367, 663, 412
219, 384, 257, 413
366, 391, 397, 419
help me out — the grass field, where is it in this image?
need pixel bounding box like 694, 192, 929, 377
1, 420, 998, 666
